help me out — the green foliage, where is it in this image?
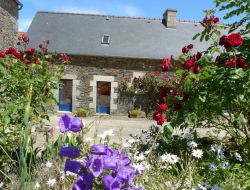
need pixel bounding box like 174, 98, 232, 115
74, 108, 95, 117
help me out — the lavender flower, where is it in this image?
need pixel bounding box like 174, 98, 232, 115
102, 174, 121, 190
86, 156, 104, 178
72, 173, 94, 190
64, 159, 84, 175
59, 145, 81, 159
59, 114, 83, 133
91, 144, 112, 156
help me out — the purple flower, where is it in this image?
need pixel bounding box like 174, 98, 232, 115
91, 144, 112, 156
64, 159, 84, 175
102, 174, 121, 190
116, 167, 136, 186
86, 156, 104, 178
103, 156, 118, 171
72, 172, 94, 190
59, 114, 83, 133
59, 145, 80, 159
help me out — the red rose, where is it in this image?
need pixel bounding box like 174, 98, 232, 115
39, 44, 43, 48
196, 52, 202, 60
44, 87, 49, 95
182, 46, 189, 54
157, 114, 166, 125
193, 65, 201, 74
13, 50, 21, 59
173, 88, 179, 96
24, 58, 31, 64
162, 58, 170, 72
5, 47, 16, 54
25, 48, 35, 56
159, 96, 166, 104
213, 17, 219, 23
33, 57, 40, 65
61, 53, 70, 62
173, 102, 181, 110
237, 58, 248, 69
183, 91, 189, 101
184, 57, 195, 70
22, 35, 29, 43
226, 56, 237, 68
0, 52, 5, 58
157, 103, 168, 112
161, 88, 168, 97
226, 33, 243, 47
187, 44, 194, 49
219, 35, 227, 46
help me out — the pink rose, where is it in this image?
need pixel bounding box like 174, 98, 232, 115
162, 58, 170, 72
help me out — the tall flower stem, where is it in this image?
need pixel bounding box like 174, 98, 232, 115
20, 85, 33, 190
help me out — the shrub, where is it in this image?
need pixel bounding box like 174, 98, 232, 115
75, 108, 95, 117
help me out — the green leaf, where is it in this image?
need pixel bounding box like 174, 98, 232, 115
176, 69, 185, 75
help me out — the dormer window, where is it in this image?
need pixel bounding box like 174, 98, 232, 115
102, 35, 110, 44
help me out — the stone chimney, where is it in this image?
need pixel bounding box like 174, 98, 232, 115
163, 9, 177, 28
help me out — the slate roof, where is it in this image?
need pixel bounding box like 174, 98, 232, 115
28, 11, 213, 60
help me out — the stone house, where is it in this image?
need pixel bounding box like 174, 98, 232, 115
27, 9, 209, 115
0, 0, 23, 51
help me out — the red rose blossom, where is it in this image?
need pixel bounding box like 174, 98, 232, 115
173, 102, 181, 110
182, 46, 189, 54
193, 65, 201, 74
25, 48, 36, 56
162, 58, 170, 72
5, 47, 16, 54
196, 52, 202, 60
157, 114, 166, 125
213, 17, 219, 23
24, 58, 31, 64
184, 57, 195, 70
22, 35, 29, 43
157, 103, 168, 112
226, 56, 238, 68
12, 50, 21, 59
187, 44, 194, 49
0, 52, 5, 58
173, 88, 179, 96
39, 44, 43, 48
237, 58, 248, 69
226, 33, 243, 47
161, 88, 168, 98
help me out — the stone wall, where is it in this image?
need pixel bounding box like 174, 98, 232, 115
0, 0, 19, 51
62, 55, 171, 115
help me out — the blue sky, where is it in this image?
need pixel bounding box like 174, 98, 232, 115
19, 0, 234, 32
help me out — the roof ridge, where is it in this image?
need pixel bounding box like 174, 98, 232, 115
37, 11, 162, 21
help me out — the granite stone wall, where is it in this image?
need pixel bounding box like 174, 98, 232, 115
0, 0, 18, 51
62, 55, 168, 115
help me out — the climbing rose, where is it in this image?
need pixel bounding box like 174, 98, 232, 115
182, 46, 189, 54
184, 57, 195, 69
157, 103, 168, 112
193, 65, 201, 74
162, 58, 170, 72
226, 56, 237, 68
226, 33, 243, 47
156, 114, 166, 125
187, 44, 194, 49
173, 102, 182, 110
237, 58, 248, 69
0, 52, 5, 58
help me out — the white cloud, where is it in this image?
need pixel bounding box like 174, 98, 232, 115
56, 6, 105, 15
19, 18, 32, 32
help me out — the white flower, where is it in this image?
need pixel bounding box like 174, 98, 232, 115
183, 133, 193, 141
46, 179, 56, 187
221, 161, 229, 169
66, 133, 72, 138
0, 182, 4, 188
192, 149, 203, 159
210, 144, 219, 152
187, 141, 198, 148
217, 150, 225, 160
144, 150, 150, 155
98, 133, 107, 139
211, 184, 222, 190
133, 163, 144, 174
123, 142, 131, 148
34, 182, 40, 189
128, 139, 139, 144
60, 172, 65, 180
152, 143, 159, 150
134, 153, 145, 162
46, 162, 53, 168
103, 129, 114, 136
234, 152, 243, 161
210, 163, 217, 171
161, 153, 179, 164
84, 137, 94, 142
196, 181, 210, 190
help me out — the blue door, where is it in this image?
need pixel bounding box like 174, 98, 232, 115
96, 81, 111, 114
59, 79, 73, 112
